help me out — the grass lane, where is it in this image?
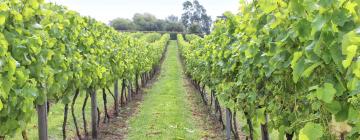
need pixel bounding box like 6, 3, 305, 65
127, 40, 201, 140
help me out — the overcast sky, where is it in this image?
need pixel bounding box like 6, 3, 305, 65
46, 0, 239, 24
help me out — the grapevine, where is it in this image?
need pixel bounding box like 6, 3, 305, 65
178, 0, 360, 139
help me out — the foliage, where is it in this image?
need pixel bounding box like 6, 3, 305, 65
109, 14, 185, 32
178, 0, 360, 139
0, 0, 169, 137
181, 0, 212, 35
109, 18, 136, 30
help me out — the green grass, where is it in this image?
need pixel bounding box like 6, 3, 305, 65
10, 86, 116, 140
127, 40, 201, 140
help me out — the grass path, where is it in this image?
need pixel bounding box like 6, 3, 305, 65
127, 40, 202, 139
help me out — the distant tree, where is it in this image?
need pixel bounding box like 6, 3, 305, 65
155, 19, 167, 31
164, 22, 185, 32
181, 0, 212, 35
164, 15, 185, 32
109, 18, 135, 30
188, 23, 202, 34
181, 1, 193, 29
109, 14, 185, 32
133, 13, 158, 31
166, 15, 179, 22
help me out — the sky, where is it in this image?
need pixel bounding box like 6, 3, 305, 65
45, 0, 239, 24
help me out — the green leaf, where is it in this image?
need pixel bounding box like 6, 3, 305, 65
292, 58, 305, 83
258, 0, 277, 14
319, 0, 335, 8
0, 100, 3, 111
291, 51, 303, 67
12, 11, 23, 22
353, 60, 360, 78
348, 106, 360, 122
303, 0, 319, 12
342, 31, 360, 54
0, 33, 8, 56
23, 83, 39, 98
332, 9, 348, 26
344, 1, 358, 14
335, 103, 349, 121
0, 3, 9, 11
256, 108, 266, 124
291, 52, 305, 83
316, 83, 336, 103
299, 122, 323, 140
302, 62, 321, 78
289, 0, 306, 16
15, 68, 28, 86
62, 96, 71, 104
0, 13, 5, 25
312, 14, 327, 32
342, 45, 357, 68
329, 43, 343, 68
296, 19, 311, 38
7, 57, 17, 76
22, 7, 34, 20
30, 0, 40, 9
324, 100, 341, 114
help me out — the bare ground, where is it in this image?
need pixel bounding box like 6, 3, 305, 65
97, 74, 160, 140
183, 76, 226, 140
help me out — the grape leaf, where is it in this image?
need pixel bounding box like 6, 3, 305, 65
316, 83, 336, 103
302, 62, 321, 78
299, 122, 323, 140
0, 13, 5, 25
258, 0, 277, 14
324, 100, 341, 114
0, 100, 3, 111
344, 1, 358, 14
312, 14, 328, 32
342, 45, 357, 68
291, 52, 305, 83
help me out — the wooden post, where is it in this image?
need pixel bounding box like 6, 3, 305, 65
90, 88, 98, 139
114, 80, 119, 115
135, 74, 139, 94
225, 108, 231, 140
37, 102, 48, 140
128, 82, 132, 101
127, 83, 132, 101
261, 114, 269, 140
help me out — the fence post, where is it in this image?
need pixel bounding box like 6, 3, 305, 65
226, 108, 231, 140
37, 101, 48, 140
90, 88, 98, 139
114, 80, 119, 115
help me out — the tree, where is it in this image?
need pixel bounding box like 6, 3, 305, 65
109, 18, 135, 30
181, 1, 193, 30
166, 15, 180, 22
155, 19, 167, 31
188, 23, 202, 34
164, 15, 185, 32
181, 0, 212, 35
109, 14, 185, 32
132, 13, 159, 31
164, 22, 185, 32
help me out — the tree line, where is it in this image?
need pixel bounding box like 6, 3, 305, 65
109, 0, 212, 35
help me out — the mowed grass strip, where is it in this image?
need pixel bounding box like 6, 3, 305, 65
127, 40, 201, 140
